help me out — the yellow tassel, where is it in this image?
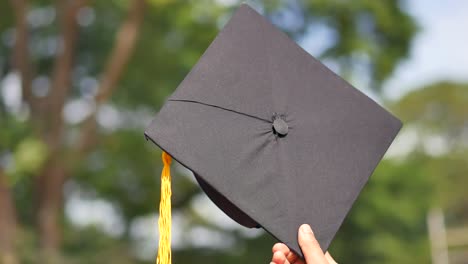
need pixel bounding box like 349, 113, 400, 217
157, 151, 172, 264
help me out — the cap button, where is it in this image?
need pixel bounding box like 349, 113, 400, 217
272, 117, 288, 137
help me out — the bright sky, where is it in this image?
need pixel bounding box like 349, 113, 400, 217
297, 0, 468, 101
383, 0, 468, 100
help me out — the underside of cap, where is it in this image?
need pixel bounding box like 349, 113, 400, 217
194, 173, 260, 228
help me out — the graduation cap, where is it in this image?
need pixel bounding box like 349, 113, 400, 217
145, 3, 402, 263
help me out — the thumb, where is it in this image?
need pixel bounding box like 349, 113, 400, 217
298, 224, 328, 264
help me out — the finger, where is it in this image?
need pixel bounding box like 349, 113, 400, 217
272, 243, 290, 255
272, 251, 291, 264
286, 250, 303, 264
325, 252, 338, 264
273, 243, 303, 264
298, 224, 328, 264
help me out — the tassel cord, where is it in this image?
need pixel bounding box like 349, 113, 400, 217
157, 151, 172, 264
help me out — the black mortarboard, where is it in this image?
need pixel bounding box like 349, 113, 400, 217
145, 3, 402, 260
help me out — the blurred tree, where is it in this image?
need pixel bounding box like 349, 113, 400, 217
2, 0, 149, 262
331, 157, 434, 263
392, 82, 468, 221
393, 82, 468, 149
0, 0, 418, 263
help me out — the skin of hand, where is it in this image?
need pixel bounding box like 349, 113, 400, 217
270, 224, 337, 264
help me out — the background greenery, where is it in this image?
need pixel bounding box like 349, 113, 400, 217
0, 0, 466, 263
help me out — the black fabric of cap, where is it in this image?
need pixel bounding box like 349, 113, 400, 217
145, 3, 402, 257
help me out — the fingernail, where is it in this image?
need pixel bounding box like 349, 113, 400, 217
300, 224, 313, 234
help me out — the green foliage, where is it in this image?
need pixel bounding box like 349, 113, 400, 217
394, 82, 468, 138
8, 137, 48, 184
392, 82, 468, 224
174, 233, 276, 264
331, 157, 433, 263
308, 0, 416, 86
62, 226, 137, 264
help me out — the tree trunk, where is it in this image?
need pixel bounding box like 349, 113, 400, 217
34, 1, 84, 258
10, 0, 32, 107
0, 170, 18, 264
36, 158, 66, 261
34, 0, 146, 259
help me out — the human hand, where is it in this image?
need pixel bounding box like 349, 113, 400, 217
270, 224, 337, 264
